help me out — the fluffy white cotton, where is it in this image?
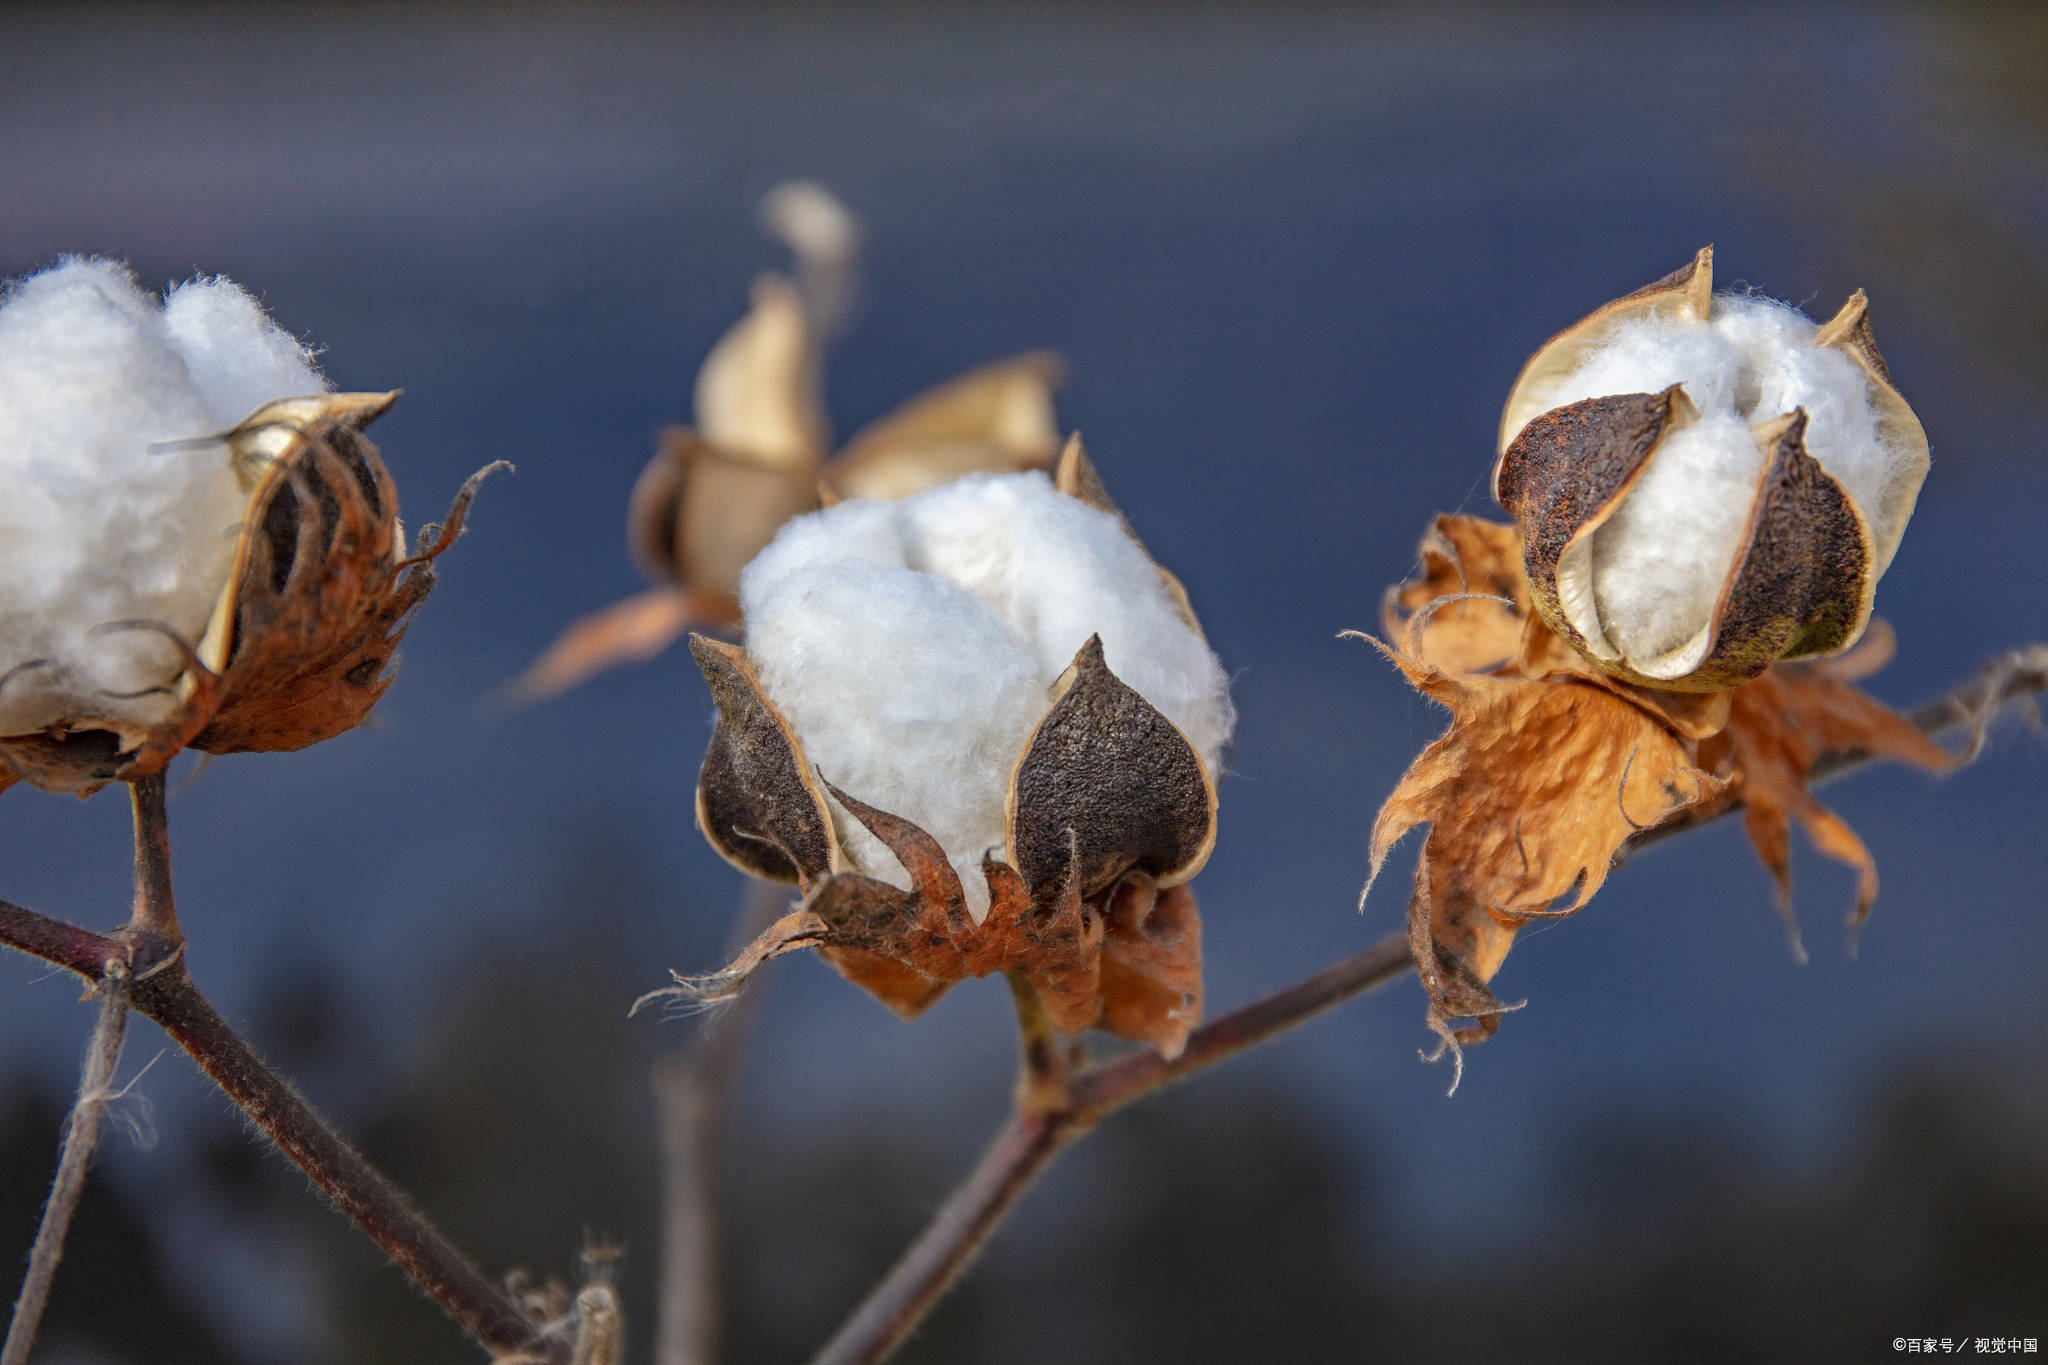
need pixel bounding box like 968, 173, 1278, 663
0, 258, 327, 739
740, 473, 1234, 919
1523, 294, 1912, 664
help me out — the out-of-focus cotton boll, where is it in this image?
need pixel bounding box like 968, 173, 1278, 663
740, 472, 1234, 919
0, 258, 330, 739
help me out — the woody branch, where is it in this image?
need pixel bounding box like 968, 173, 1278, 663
0, 775, 566, 1365
806, 641, 2048, 1365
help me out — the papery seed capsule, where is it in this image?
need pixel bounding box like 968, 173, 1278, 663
1493, 248, 1929, 691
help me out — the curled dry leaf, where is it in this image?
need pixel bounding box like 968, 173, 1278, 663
1371, 512, 1960, 1081
677, 633, 1215, 1057
0, 394, 495, 797
1694, 622, 1956, 958
1364, 618, 1722, 1083
508, 215, 1066, 703
1380, 514, 1528, 674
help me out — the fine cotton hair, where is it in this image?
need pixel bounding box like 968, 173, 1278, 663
0, 258, 327, 738
1521, 293, 1916, 663
740, 472, 1234, 919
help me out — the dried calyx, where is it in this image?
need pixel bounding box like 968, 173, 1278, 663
509, 184, 1068, 701
670, 440, 1228, 1057
0, 260, 494, 797
1495, 247, 1928, 691
1369, 514, 1953, 1089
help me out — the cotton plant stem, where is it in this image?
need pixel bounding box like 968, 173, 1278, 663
1, 962, 130, 1365
1004, 972, 1071, 1114
126, 957, 553, 1359
810, 1108, 1076, 1365
0, 781, 563, 1365
653, 880, 786, 1365
126, 773, 179, 948
807, 643, 2048, 1365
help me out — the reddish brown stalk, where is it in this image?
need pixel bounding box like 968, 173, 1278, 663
806, 645, 2047, 1365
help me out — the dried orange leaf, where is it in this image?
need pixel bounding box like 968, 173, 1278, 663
1696, 622, 1955, 952
1380, 514, 1529, 674
1367, 628, 1722, 1078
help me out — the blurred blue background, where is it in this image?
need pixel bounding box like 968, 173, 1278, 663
2, 6, 2043, 1362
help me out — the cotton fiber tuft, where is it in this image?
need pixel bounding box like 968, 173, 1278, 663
0, 258, 328, 739
740, 472, 1233, 919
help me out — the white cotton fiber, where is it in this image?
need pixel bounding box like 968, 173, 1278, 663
740, 473, 1234, 919
0, 258, 329, 740
1524, 294, 1912, 665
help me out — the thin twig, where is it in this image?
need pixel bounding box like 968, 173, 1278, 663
810, 1110, 1074, 1365
653, 880, 786, 1365
2, 961, 131, 1365
806, 644, 2048, 1365
0, 780, 563, 1364
125, 956, 551, 1357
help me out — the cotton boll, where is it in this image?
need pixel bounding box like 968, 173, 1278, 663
163, 277, 325, 426
1545, 294, 1910, 666
739, 471, 1235, 916
744, 559, 1046, 919
0, 258, 331, 740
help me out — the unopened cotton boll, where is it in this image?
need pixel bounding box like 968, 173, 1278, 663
0, 258, 328, 739
1495, 248, 1929, 691
739, 471, 1235, 918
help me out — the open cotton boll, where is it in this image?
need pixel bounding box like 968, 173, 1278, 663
1530, 294, 1911, 665
740, 472, 1234, 919
0, 258, 330, 740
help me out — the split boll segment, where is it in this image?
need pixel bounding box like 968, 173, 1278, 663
680, 439, 1230, 1057
1494, 247, 1929, 691
0, 258, 495, 798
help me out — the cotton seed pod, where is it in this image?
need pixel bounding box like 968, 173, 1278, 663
675, 443, 1230, 1057
0, 393, 494, 798
1493, 247, 1930, 691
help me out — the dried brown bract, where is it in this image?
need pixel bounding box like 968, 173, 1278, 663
1368, 508, 1951, 1084
0, 393, 497, 797
1363, 604, 1722, 1082
1694, 623, 1956, 958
